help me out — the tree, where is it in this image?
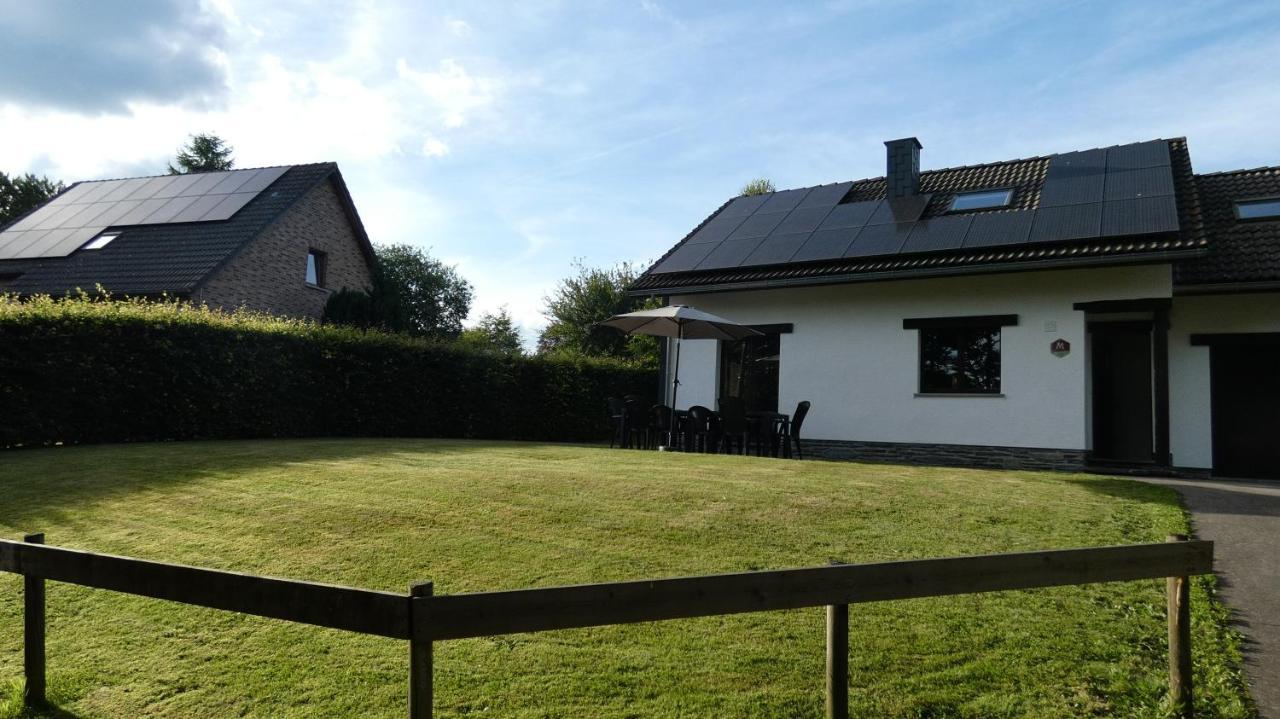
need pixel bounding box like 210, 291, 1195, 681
371, 244, 472, 339
168, 133, 235, 174
740, 177, 775, 196
458, 307, 524, 356
0, 172, 64, 226
537, 260, 660, 366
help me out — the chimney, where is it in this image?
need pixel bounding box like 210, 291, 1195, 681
885, 137, 922, 199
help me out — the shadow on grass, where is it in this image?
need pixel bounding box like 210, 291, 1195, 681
1058, 474, 1185, 510
0, 436, 537, 531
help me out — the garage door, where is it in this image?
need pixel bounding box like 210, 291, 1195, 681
1212, 345, 1280, 479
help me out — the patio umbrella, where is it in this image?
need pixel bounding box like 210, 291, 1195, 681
599, 305, 762, 444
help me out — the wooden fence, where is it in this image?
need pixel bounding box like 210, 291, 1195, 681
0, 534, 1213, 719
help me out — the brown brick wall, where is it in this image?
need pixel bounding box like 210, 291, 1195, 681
192, 179, 373, 319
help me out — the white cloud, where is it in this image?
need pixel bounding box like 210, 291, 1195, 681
446, 18, 472, 37
396, 58, 498, 129
422, 136, 451, 157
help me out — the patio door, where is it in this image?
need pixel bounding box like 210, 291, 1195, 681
719, 334, 780, 413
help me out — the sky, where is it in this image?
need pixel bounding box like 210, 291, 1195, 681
2, 1, 1279, 345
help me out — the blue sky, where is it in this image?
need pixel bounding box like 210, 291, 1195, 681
2, 1, 1279, 343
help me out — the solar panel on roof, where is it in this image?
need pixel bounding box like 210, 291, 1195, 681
797, 182, 853, 209
792, 226, 860, 262
1038, 149, 1106, 207
651, 241, 718, 273
726, 211, 788, 240
1101, 196, 1179, 236
1105, 140, 1170, 171
756, 187, 812, 214
772, 206, 833, 235
0, 166, 291, 260
716, 193, 770, 219
1103, 166, 1175, 201
686, 213, 747, 244
901, 216, 972, 254
844, 222, 913, 257
962, 211, 1034, 248
818, 200, 879, 229
1029, 203, 1103, 243
741, 232, 812, 267
696, 237, 767, 270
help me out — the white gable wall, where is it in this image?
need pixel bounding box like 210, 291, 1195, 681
667, 264, 1171, 451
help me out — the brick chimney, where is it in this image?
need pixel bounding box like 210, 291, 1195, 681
885, 137, 922, 199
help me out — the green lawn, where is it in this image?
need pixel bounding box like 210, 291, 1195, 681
0, 439, 1254, 718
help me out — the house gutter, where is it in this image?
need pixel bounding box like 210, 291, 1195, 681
628, 248, 1208, 298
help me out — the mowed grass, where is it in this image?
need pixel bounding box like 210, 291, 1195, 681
0, 439, 1253, 718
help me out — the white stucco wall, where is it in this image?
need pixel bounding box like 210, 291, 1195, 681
667, 264, 1172, 451
1169, 292, 1280, 469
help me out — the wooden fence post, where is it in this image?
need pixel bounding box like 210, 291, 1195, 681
826, 602, 849, 719
1167, 534, 1193, 718
409, 582, 433, 719
23, 533, 46, 708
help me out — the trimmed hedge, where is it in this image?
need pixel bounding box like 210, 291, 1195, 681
0, 295, 656, 447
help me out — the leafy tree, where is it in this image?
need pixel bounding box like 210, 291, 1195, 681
373, 244, 472, 339
537, 260, 659, 366
168, 133, 235, 174
740, 177, 775, 196
458, 307, 524, 356
0, 172, 64, 226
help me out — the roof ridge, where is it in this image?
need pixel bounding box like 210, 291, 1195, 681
66, 162, 336, 186
1195, 165, 1280, 179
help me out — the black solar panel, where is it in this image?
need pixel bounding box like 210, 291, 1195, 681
726, 211, 788, 240
772, 206, 834, 235
797, 182, 854, 209
1101, 196, 1179, 236
962, 210, 1034, 248
1029, 203, 1103, 243
901, 216, 972, 254
844, 223, 913, 257
1103, 166, 1175, 201
791, 227, 860, 262
696, 237, 767, 269
1105, 140, 1171, 170
741, 232, 812, 267
0, 166, 291, 260
819, 200, 880, 230
716, 193, 770, 219
756, 187, 812, 214
1038, 149, 1106, 207
686, 213, 749, 244
651, 241, 718, 273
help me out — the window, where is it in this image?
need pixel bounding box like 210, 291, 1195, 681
81, 232, 120, 251
948, 189, 1013, 213
903, 315, 1016, 395
719, 333, 780, 413
305, 249, 326, 287
1235, 198, 1280, 221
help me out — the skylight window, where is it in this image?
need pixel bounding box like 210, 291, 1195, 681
81, 232, 120, 251
1236, 198, 1280, 221
949, 189, 1013, 213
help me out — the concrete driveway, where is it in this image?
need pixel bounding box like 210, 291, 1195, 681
1142, 477, 1279, 717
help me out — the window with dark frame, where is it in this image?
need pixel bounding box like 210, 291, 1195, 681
916, 324, 1004, 394
718, 333, 780, 413
1235, 198, 1280, 221
305, 249, 326, 287
948, 188, 1013, 213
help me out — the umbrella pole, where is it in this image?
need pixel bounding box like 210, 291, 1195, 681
669, 325, 682, 449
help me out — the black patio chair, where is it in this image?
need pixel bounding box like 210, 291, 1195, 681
622, 399, 648, 449
784, 400, 811, 459
685, 405, 717, 453
606, 396, 626, 448
649, 403, 674, 449
717, 396, 751, 455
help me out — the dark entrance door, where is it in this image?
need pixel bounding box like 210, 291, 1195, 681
1211, 345, 1280, 479
1091, 323, 1154, 463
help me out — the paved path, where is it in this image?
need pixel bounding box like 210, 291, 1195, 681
1142, 477, 1279, 717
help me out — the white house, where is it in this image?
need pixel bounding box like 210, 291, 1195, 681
630, 137, 1280, 479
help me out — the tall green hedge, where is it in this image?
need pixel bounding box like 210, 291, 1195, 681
0, 295, 657, 448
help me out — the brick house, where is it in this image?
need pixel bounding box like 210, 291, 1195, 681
632, 137, 1280, 479
0, 163, 375, 319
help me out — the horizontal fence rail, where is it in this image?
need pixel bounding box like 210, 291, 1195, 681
424, 540, 1214, 640
2, 535, 1213, 719
0, 538, 409, 638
